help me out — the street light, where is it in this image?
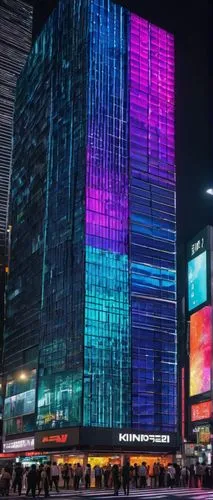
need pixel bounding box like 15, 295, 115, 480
206, 188, 213, 196
19, 372, 27, 381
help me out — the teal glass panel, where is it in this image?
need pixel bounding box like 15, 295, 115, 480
37, 372, 81, 429
188, 251, 207, 312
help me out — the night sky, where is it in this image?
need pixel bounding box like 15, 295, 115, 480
31, 0, 213, 245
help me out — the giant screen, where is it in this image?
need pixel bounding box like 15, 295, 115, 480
188, 251, 207, 312
190, 306, 212, 397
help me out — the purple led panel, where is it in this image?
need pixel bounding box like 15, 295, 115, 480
130, 15, 176, 431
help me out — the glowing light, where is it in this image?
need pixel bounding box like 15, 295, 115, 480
190, 306, 212, 397
191, 401, 211, 422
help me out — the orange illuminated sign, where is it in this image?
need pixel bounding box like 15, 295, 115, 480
191, 401, 211, 422
41, 434, 68, 444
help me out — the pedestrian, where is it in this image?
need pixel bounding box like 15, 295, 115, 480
133, 464, 138, 489
51, 462, 60, 492
139, 462, 147, 488
45, 462, 52, 492
74, 463, 82, 490
13, 462, 23, 496
153, 463, 160, 488
159, 465, 165, 488
23, 467, 29, 492
0, 467, 11, 496
104, 466, 110, 488
203, 464, 210, 488
122, 461, 130, 496
189, 463, 195, 488
62, 464, 69, 489
85, 464, 91, 489
181, 465, 189, 487
94, 465, 102, 488
42, 465, 50, 498
195, 461, 203, 488
68, 465, 73, 489
167, 463, 176, 489
175, 463, 181, 487
112, 464, 120, 496
26, 464, 37, 498
37, 464, 43, 495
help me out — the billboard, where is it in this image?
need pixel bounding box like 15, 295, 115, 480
190, 306, 212, 396
3, 437, 35, 453
191, 401, 211, 422
4, 389, 35, 419
188, 251, 207, 312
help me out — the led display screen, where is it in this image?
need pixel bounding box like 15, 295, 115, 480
4, 389, 35, 419
188, 251, 207, 312
190, 307, 212, 396
37, 372, 81, 429
191, 401, 211, 422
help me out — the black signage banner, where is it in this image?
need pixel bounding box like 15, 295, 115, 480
113, 429, 177, 449
80, 427, 177, 450
35, 427, 177, 451
35, 428, 79, 450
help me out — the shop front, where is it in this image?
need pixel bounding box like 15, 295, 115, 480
2, 427, 177, 468
2, 428, 177, 487
184, 425, 212, 466
34, 426, 177, 470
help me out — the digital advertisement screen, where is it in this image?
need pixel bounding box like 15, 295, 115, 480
188, 251, 207, 312
190, 306, 212, 397
191, 401, 211, 422
4, 389, 35, 419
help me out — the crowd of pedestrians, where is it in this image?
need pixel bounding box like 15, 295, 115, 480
0, 460, 212, 496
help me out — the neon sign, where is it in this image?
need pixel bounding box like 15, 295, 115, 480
118, 433, 170, 444
41, 434, 68, 444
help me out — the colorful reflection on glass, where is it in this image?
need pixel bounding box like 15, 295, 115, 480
191, 401, 211, 422
188, 251, 207, 311
190, 306, 212, 397
129, 15, 176, 430
84, 1, 131, 428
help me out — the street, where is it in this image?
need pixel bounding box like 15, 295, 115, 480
14, 489, 213, 500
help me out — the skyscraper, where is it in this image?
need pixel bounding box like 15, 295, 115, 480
0, 0, 32, 354
3, 0, 176, 459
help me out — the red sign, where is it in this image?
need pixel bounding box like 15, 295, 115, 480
181, 367, 185, 440
191, 401, 211, 422
41, 434, 68, 444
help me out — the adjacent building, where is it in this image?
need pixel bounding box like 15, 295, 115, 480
181, 227, 213, 465
0, 0, 32, 359
0, 0, 32, 436
3, 0, 177, 464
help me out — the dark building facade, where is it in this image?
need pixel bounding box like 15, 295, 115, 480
3, 0, 176, 459
0, 0, 32, 358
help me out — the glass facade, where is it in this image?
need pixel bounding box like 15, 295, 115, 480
4, 370, 36, 435
4, 0, 176, 436
129, 16, 176, 431
84, 0, 131, 427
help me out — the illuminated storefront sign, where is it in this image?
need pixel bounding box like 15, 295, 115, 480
35, 427, 177, 450
188, 251, 207, 312
35, 428, 79, 449
190, 306, 212, 396
118, 433, 170, 444
42, 434, 68, 444
191, 401, 211, 422
3, 437, 35, 453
